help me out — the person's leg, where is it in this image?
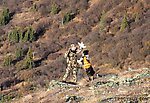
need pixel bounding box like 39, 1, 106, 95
90, 66, 95, 76
85, 69, 91, 81
86, 67, 95, 81
63, 63, 71, 81
72, 62, 77, 82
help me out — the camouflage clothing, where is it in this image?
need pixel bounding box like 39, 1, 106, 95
63, 47, 82, 82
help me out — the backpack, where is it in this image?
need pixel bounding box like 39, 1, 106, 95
83, 56, 91, 69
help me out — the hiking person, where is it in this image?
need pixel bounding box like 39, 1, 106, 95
63, 42, 86, 82
77, 50, 95, 81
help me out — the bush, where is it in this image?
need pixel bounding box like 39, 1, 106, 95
51, 2, 59, 15
135, 12, 139, 23
8, 27, 23, 42
120, 13, 129, 31
0, 8, 11, 26
8, 28, 19, 42
27, 79, 36, 91
99, 10, 105, 32
0, 91, 13, 103
61, 12, 74, 25
2, 56, 12, 67
14, 46, 24, 60
24, 27, 36, 42
24, 47, 34, 69
18, 28, 23, 42
31, 2, 38, 12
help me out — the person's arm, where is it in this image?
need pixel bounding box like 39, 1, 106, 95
77, 57, 83, 65
64, 49, 70, 58
76, 48, 83, 54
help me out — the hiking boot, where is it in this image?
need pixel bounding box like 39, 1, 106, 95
62, 80, 67, 83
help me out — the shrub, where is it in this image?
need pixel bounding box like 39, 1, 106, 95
24, 47, 34, 69
99, 10, 105, 32
14, 46, 24, 60
51, 2, 59, 15
27, 79, 36, 91
120, 13, 128, 31
135, 12, 139, 23
31, 2, 38, 12
24, 27, 36, 42
8, 27, 23, 42
0, 88, 13, 102
61, 12, 73, 25
0, 88, 3, 101
2, 56, 12, 67
18, 28, 23, 42
8, 28, 19, 42
0, 8, 11, 26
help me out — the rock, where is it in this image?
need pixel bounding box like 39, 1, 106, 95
94, 81, 118, 88
143, 68, 148, 70
126, 100, 138, 103
94, 70, 150, 88
99, 97, 114, 103
119, 78, 126, 85
128, 67, 133, 71
49, 80, 77, 88
102, 74, 118, 79
133, 71, 150, 80
65, 96, 85, 103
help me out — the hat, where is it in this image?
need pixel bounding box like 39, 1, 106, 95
71, 44, 76, 51
83, 50, 89, 55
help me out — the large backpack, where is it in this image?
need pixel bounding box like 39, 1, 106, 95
83, 56, 91, 69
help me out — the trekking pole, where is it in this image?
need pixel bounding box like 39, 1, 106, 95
77, 64, 81, 82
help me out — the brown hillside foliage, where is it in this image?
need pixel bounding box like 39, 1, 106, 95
0, 0, 150, 101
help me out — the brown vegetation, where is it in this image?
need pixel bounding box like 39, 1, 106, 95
0, 0, 150, 102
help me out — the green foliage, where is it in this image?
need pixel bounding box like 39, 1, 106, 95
99, 10, 105, 33
0, 90, 4, 103
8, 27, 23, 42
0, 88, 12, 103
27, 79, 36, 91
18, 28, 23, 42
22, 82, 24, 87
135, 12, 139, 23
0, 88, 3, 103
61, 12, 72, 25
24, 27, 35, 42
8, 28, 19, 42
0, 8, 10, 26
0, 95, 13, 103
51, 2, 59, 15
8, 27, 35, 43
0, 37, 6, 42
24, 47, 34, 69
120, 14, 128, 31
14, 46, 23, 60
2, 56, 12, 67
31, 2, 38, 12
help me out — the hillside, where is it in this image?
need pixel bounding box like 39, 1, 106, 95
0, 0, 150, 103
9, 67, 150, 103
